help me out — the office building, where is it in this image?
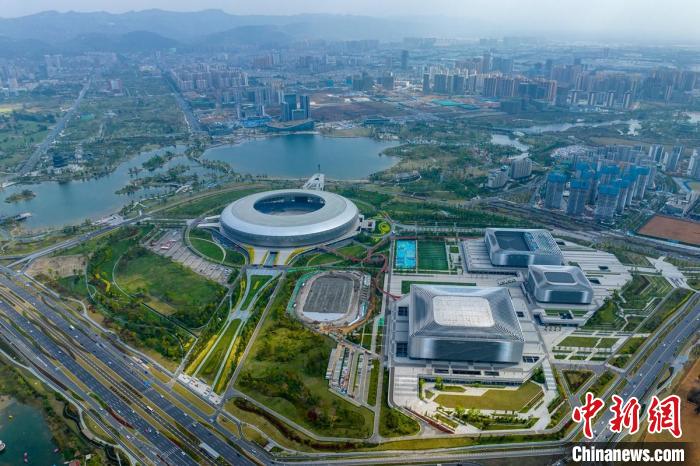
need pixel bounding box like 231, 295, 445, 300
299, 95, 310, 119
623, 91, 632, 109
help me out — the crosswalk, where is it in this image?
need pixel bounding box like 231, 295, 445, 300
541, 359, 556, 390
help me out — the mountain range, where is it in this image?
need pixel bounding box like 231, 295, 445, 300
0, 9, 477, 56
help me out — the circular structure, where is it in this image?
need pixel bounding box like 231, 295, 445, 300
219, 189, 359, 248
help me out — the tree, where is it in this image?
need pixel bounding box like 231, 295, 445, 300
434, 376, 444, 390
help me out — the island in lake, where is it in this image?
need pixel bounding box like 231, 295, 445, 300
4, 189, 36, 203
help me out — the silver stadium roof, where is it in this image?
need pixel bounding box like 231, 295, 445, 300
407, 285, 524, 363
526, 265, 594, 304
485, 228, 564, 267
219, 189, 359, 248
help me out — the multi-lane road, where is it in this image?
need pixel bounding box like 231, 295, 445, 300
591, 297, 700, 444
0, 268, 263, 465
17, 77, 91, 176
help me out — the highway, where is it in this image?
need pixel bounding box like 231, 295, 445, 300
0, 269, 262, 465
590, 298, 700, 444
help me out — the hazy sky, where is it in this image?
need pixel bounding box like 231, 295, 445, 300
3, 1, 700, 40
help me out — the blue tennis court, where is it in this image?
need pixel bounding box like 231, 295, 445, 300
395, 240, 417, 269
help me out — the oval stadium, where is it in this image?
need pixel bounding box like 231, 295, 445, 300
219, 189, 360, 248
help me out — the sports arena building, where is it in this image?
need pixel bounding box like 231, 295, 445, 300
218, 189, 360, 248
526, 265, 594, 305
388, 284, 544, 387
403, 285, 524, 364
485, 228, 564, 267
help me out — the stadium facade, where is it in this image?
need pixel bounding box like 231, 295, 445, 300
526, 265, 594, 304
219, 189, 359, 248
485, 228, 564, 267
400, 285, 524, 364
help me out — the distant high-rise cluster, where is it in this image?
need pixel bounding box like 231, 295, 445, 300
544, 144, 664, 223
279, 94, 311, 122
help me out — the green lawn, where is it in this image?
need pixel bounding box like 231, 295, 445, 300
583, 371, 615, 399
190, 237, 225, 263
241, 275, 273, 310
434, 381, 542, 411
557, 336, 600, 348
640, 288, 693, 333
214, 319, 244, 394
336, 244, 367, 260
618, 336, 645, 355
583, 299, 624, 330
596, 338, 618, 348
599, 244, 650, 266
237, 273, 374, 438
621, 275, 671, 310
189, 228, 245, 266
158, 187, 265, 218
367, 360, 380, 406
417, 240, 449, 271
197, 319, 240, 385
379, 371, 420, 437
76, 226, 194, 362
400, 280, 476, 294
305, 253, 341, 266
116, 246, 225, 328
562, 370, 593, 393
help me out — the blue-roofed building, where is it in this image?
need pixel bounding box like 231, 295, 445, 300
632, 165, 651, 199
595, 184, 620, 222
615, 178, 631, 213
567, 179, 589, 216
544, 172, 567, 209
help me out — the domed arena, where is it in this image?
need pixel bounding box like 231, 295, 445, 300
219, 189, 360, 248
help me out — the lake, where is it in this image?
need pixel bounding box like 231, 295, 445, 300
0, 397, 63, 466
203, 134, 398, 180
490, 134, 530, 153
517, 119, 641, 135
1, 145, 190, 230
1, 135, 398, 230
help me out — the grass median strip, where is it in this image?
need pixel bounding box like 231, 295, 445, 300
197, 319, 240, 384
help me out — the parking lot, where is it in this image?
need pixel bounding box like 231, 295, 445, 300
149, 229, 232, 284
